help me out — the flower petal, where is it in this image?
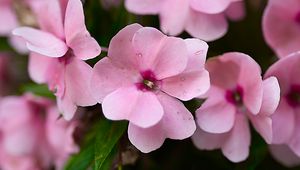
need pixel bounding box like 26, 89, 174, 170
90, 57, 136, 103
157, 93, 196, 139
222, 114, 250, 163
159, 0, 189, 35
184, 38, 209, 71
128, 123, 164, 153
196, 96, 236, 134
272, 100, 295, 144
12, 27, 68, 57
125, 0, 162, 14
0, 5, 18, 36
259, 76, 280, 115
161, 70, 210, 101
102, 86, 163, 128
249, 113, 272, 144
28, 53, 54, 84
65, 58, 97, 106
192, 127, 228, 150
64, 0, 101, 60
186, 11, 228, 41
132, 27, 188, 79
263, 0, 300, 58
108, 23, 142, 69
190, 0, 233, 14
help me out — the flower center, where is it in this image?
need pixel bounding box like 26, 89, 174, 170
294, 11, 300, 24
225, 86, 244, 106
286, 84, 300, 107
136, 70, 159, 91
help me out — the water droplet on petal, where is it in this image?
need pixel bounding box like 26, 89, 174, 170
195, 50, 203, 55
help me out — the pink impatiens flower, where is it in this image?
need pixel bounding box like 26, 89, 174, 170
265, 52, 300, 157
192, 52, 280, 162
90, 23, 210, 153
263, 0, 300, 58
12, 0, 101, 120
125, 0, 245, 41
0, 94, 79, 170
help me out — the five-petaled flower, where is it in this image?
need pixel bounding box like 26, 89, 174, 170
192, 52, 280, 162
90, 23, 210, 152
12, 0, 101, 120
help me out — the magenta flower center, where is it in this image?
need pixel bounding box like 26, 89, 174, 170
294, 11, 300, 24
225, 86, 244, 106
136, 70, 159, 91
286, 84, 300, 107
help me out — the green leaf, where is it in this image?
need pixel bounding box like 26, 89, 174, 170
65, 119, 127, 170
94, 120, 127, 170
20, 83, 55, 99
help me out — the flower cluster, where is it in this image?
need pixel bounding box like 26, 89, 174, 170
0, 0, 299, 169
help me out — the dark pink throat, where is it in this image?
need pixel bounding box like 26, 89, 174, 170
136, 70, 159, 91
58, 49, 73, 65
225, 86, 244, 106
294, 11, 300, 24
286, 84, 300, 108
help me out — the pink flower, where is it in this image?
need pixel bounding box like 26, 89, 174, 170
0, 94, 79, 170
263, 0, 300, 58
0, 0, 40, 54
125, 0, 245, 41
12, 0, 101, 120
270, 144, 300, 168
265, 52, 300, 157
90, 23, 210, 152
192, 52, 280, 162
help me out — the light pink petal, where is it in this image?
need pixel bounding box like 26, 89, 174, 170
128, 92, 196, 153
65, 58, 97, 106
57, 94, 77, 121
132, 27, 188, 79
249, 113, 272, 144
90, 57, 136, 103
0, 6, 18, 36
225, 1, 246, 21
192, 127, 228, 150
270, 144, 300, 167
102, 86, 163, 128
206, 55, 240, 89
190, 0, 233, 14
4, 126, 37, 156
271, 100, 295, 144
108, 23, 142, 69
131, 27, 166, 70
196, 96, 236, 133
12, 27, 68, 57
33, 0, 64, 38
259, 76, 280, 115
186, 11, 228, 41
128, 123, 165, 153
8, 36, 28, 54
28, 53, 54, 84
288, 115, 300, 157
235, 52, 263, 115
184, 38, 209, 71
161, 70, 210, 101
125, 0, 162, 14
64, 0, 101, 60
222, 114, 250, 163
263, 0, 300, 58
159, 0, 189, 35
265, 53, 300, 93
157, 93, 196, 139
